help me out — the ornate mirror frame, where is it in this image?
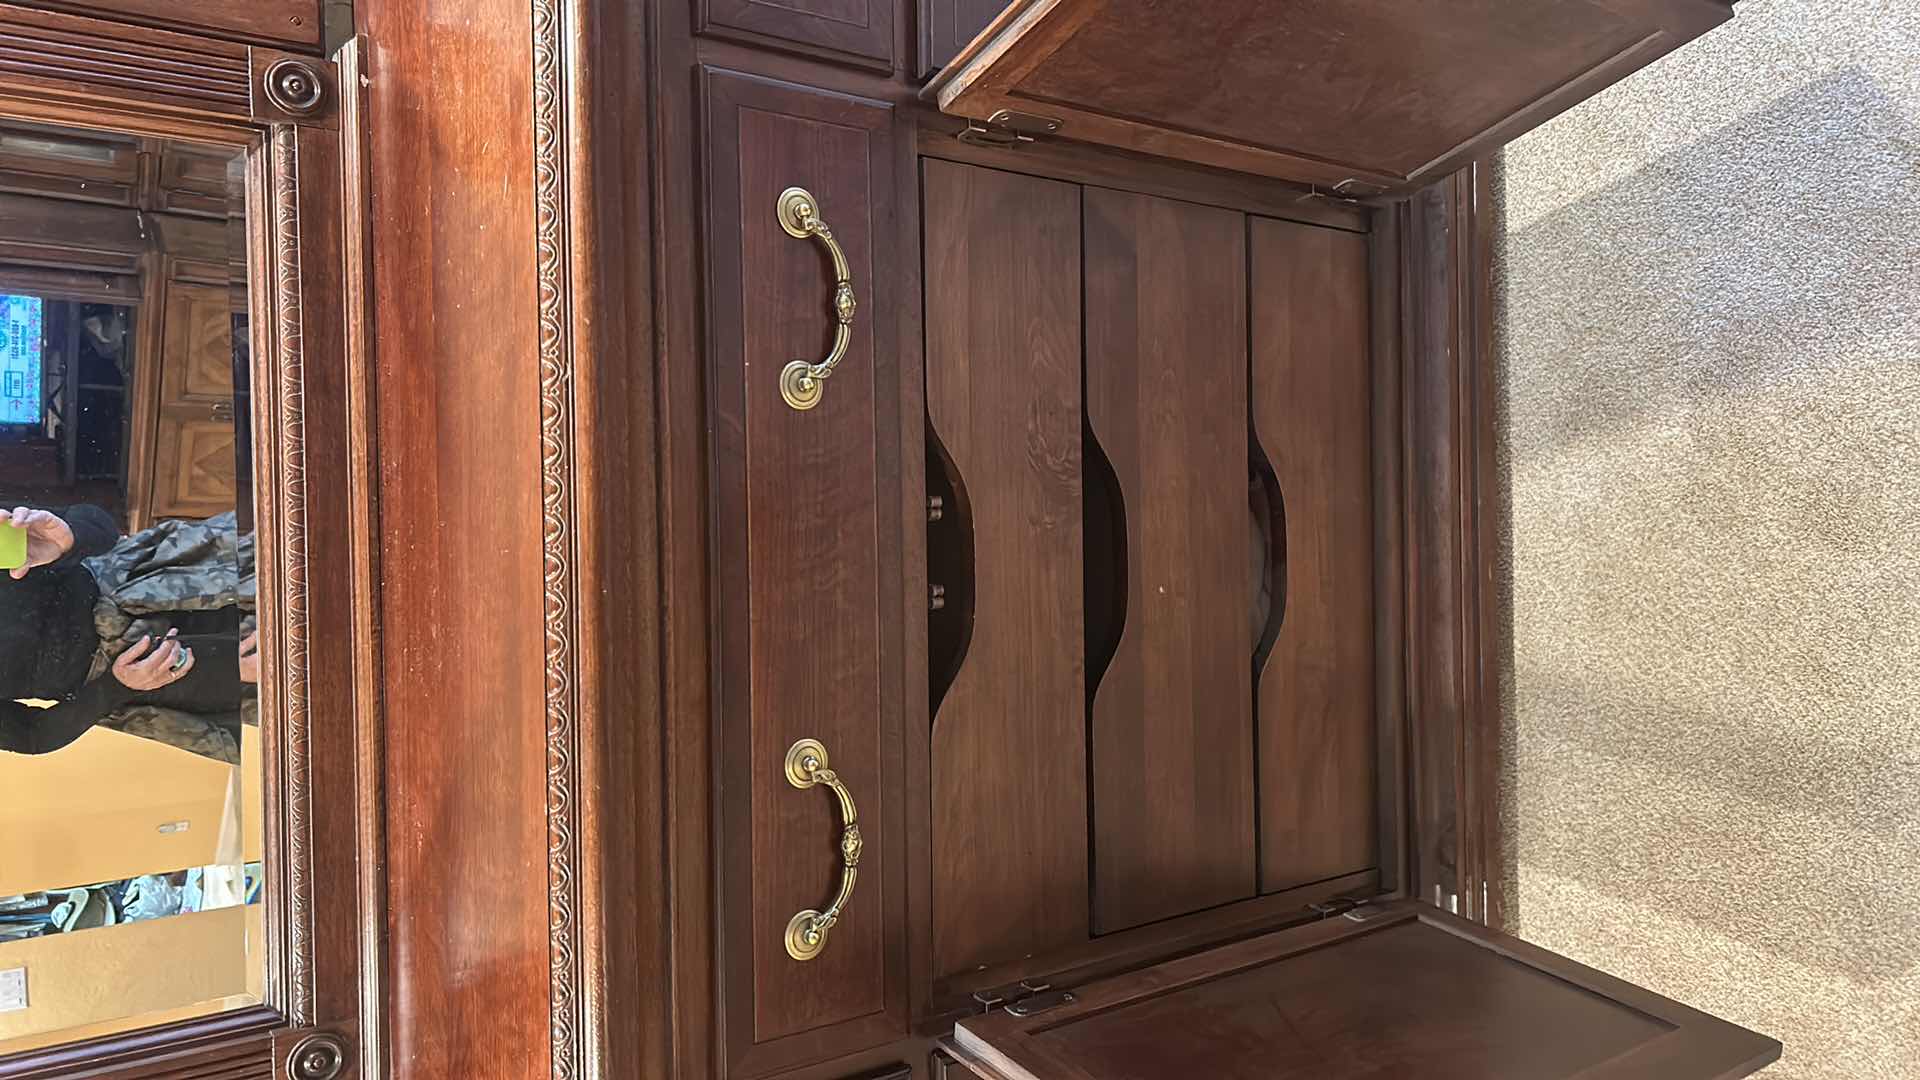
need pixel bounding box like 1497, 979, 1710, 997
0, 6, 381, 1078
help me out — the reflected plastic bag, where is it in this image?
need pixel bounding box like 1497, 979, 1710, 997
120, 874, 188, 921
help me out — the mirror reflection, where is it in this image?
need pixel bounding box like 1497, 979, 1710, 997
0, 119, 262, 1053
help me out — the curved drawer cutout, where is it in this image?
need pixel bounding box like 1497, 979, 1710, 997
926, 422, 975, 716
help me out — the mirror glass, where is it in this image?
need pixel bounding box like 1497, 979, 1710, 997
0, 118, 262, 1053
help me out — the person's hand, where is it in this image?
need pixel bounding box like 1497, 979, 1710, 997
7, 507, 75, 580
112, 631, 195, 691
239, 630, 260, 685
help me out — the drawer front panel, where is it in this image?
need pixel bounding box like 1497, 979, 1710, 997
1250, 216, 1378, 893
702, 67, 907, 1069
923, 158, 1089, 980
1083, 188, 1255, 933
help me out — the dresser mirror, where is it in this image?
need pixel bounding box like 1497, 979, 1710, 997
0, 118, 261, 1055
0, 5, 377, 1077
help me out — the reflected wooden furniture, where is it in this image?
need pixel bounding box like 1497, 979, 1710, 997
143, 252, 238, 522
0, 182, 245, 529
134, 212, 247, 526
0, 123, 243, 216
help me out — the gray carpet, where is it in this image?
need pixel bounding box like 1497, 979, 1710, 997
1493, 1, 1920, 1077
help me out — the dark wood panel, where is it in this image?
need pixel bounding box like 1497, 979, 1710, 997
1401, 165, 1505, 922
699, 0, 896, 71
918, 0, 1007, 76
1083, 187, 1253, 934
922, 158, 1087, 980
361, 0, 554, 1075
1249, 216, 1377, 893
702, 67, 908, 1069
562, 0, 659, 1075
1015, 0, 1644, 178
957, 904, 1780, 1080
928, 0, 1734, 193
17, 0, 321, 49
1366, 204, 1409, 902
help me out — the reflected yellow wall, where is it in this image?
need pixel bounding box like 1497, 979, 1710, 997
0, 904, 260, 1050
0, 725, 261, 896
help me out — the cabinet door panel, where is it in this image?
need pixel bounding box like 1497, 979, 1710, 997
701, 0, 896, 71
158, 281, 236, 403
927, 0, 1733, 194
702, 67, 907, 1072
1083, 188, 1253, 934
955, 904, 1780, 1080
923, 158, 1087, 980
149, 417, 237, 518
147, 276, 238, 521
1250, 217, 1377, 893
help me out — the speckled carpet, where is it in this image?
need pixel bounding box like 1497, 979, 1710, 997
1493, 1, 1920, 1077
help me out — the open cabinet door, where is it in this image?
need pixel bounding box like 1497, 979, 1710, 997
952, 903, 1779, 1079
924, 0, 1734, 195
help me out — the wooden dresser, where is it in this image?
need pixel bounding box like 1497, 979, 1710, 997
0, 1, 1777, 1078
612, 2, 1776, 1078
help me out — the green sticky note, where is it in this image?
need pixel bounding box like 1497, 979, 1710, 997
0, 522, 25, 571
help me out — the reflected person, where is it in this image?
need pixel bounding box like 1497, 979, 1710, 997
0, 505, 255, 756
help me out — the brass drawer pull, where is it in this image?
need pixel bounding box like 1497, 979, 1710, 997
775, 186, 855, 411
783, 738, 861, 961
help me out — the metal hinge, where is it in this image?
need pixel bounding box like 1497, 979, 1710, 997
972, 977, 1052, 1013
973, 975, 1076, 1018
1293, 180, 1371, 205
1310, 896, 1393, 924
1006, 989, 1077, 1017
1308, 896, 1362, 919
956, 109, 1064, 148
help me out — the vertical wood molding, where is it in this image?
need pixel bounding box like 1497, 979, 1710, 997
531, 0, 584, 1074
337, 34, 387, 1079
1466, 160, 1504, 932
271, 120, 318, 1028
1400, 160, 1505, 929
534, 0, 636, 1076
